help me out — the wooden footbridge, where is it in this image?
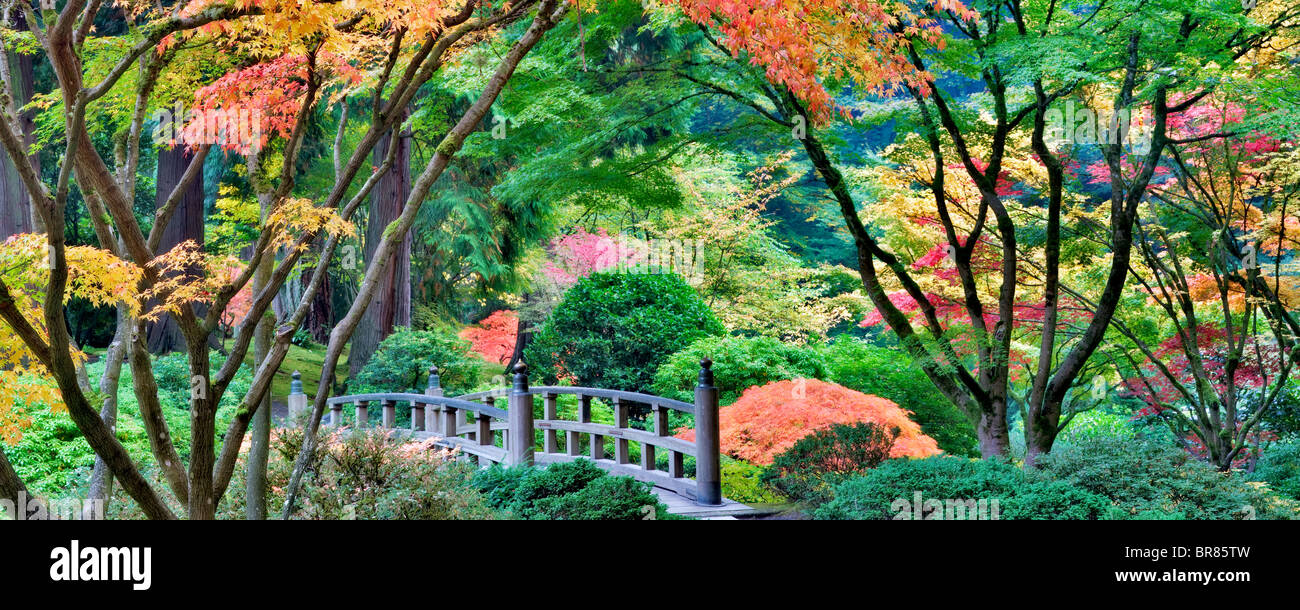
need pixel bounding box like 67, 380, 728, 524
286, 359, 756, 518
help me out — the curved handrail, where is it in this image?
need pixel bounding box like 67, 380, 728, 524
326, 392, 507, 420
529, 386, 695, 414
454, 388, 510, 402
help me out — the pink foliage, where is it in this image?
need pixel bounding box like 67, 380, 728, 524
542, 227, 633, 286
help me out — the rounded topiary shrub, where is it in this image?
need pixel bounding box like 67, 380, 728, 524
652, 335, 829, 405
821, 338, 979, 457
350, 327, 483, 395
524, 273, 724, 394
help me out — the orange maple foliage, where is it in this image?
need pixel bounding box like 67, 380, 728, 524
677, 378, 941, 465
669, 0, 977, 121
459, 310, 519, 365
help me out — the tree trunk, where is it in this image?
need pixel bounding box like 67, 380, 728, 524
245, 251, 273, 519
0, 10, 40, 238
304, 241, 334, 344
147, 144, 207, 354
348, 110, 411, 378
505, 295, 532, 371
282, 3, 568, 516
84, 304, 133, 519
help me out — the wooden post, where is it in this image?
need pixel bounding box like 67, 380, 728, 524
695, 358, 721, 505
614, 398, 630, 464
543, 392, 558, 454
443, 405, 459, 438
425, 365, 442, 433
643, 405, 664, 471
330, 402, 342, 427
507, 363, 534, 466
286, 371, 307, 427
355, 401, 369, 429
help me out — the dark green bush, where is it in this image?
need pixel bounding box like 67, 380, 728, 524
1032, 437, 1299, 520
813, 457, 1024, 520
470, 459, 678, 520
1251, 439, 1300, 501
762, 422, 897, 504
652, 335, 829, 405
821, 338, 978, 456
525, 273, 723, 394
531, 475, 665, 520
350, 327, 483, 395
998, 480, 1111, 520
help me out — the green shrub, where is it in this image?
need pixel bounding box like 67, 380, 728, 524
821, 338, 978, 456
1251, 439, 1300, 501
721, 457, 786, 504
470, 459, 679, 520
652, 335, 828, 405
220, 428, 497, 520
998, 480, 1111, 520
531, 475, 665, 520
351, 327, 483, 395
1031, 437, 1299, 520
762, 422, 897, 505
525, 273, 723, 394
812, 457, 1024, 520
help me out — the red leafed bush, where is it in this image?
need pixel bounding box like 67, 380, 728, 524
459, 310, 518, 365
678, 379, 942, 465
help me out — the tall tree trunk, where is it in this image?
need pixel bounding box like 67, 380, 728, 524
245, 228, 273, 519
505, 293, 532, 371
348, 110, 411, 378
83, 304, 133, 519
0, 10, 40, 238
304, 241, 334, 344
147, 144, 207, 353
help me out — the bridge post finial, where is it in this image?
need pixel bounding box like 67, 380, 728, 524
508, 362, 534, 466
426, 365, 441, 393
694, 357, 721, 505
424, 364, 443, 432
512, 361, 529, 393
286, 371, 307, 426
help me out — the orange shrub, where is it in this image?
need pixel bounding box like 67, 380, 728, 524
460, 310, 518, 365
678, 379, 942, 465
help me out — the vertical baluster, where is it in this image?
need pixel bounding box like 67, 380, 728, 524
583, 395, 603, 459
330, 402, 342, 427
568, 394, 587, 456
543, 392, 558, 454
355, 401, 369, 429
643, 405, 664, 471
614, 398, 630, 464
411, 400, 425, 432
442, 405, 459, 438
483, 392, 491, 444
382, 399, 396, 429
669, 452, 684, 479
477, 413, 494, 465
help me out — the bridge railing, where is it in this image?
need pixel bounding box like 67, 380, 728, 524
292, 358, 722, 505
